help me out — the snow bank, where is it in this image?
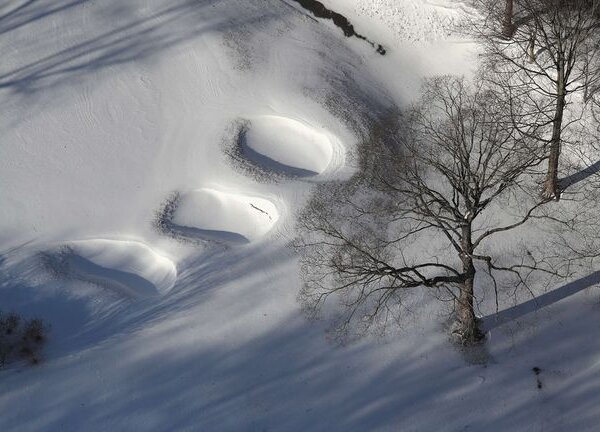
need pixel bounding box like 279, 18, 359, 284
170, 188, 279, 243
60, 240, 177, 298
242, 115, 339, 176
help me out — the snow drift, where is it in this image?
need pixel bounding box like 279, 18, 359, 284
55, 239, 177, 298
170, 188, 279, 243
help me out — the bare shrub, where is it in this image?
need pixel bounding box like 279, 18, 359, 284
0, 312, 49, 367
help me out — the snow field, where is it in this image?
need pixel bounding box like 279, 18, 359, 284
44, 100, 343, 288
2, 0, 597, 431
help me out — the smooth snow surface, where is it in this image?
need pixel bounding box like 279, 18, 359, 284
171, 188, 279, 243
242, 115, 338, 176
61, 240, 177, 297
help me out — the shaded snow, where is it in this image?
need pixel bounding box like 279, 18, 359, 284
57, 240, 177, 298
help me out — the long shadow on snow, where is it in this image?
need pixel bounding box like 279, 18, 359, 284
0, 0, 285, 94
0, 0, 83, 36
0, 242, 291, 366
3, 283, 600, 431
559, 159, 600, 190
481, 270, 600, 332
3, 250, 599, 429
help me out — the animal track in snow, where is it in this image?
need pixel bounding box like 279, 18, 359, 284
50, 239, 177, 298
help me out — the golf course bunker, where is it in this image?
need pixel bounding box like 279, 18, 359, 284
60, 240, 177, 298
170, 188, 279, 244
241, 115, 339, 177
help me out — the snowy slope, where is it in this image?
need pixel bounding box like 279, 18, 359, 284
0, 0, 599, 431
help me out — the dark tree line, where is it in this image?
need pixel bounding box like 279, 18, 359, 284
476, 0, 600, 199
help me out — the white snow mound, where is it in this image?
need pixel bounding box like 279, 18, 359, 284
171, 188, 279, 243
63, 239, 177, 298
243, 115, 338, 176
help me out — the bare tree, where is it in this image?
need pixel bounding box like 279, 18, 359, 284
478, 0, 600, 200
297, 76, 554, 345
503, 0, 514, 38
471, 0, 515, 39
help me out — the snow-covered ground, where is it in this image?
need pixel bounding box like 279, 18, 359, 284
0, 0, 599, 430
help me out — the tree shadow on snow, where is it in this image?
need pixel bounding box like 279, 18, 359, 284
0, 0, 286, 95
2, 244, 600, 431
559, 159, 600, 190
481, 270, 600, 332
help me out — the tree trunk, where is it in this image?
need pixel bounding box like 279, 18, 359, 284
503, 0, 514, 39
453, 271, 478, 344
583, 56, 591, 102
528, 28, 537, 62
542, 53, 566, 200
451, 224, 482, 345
